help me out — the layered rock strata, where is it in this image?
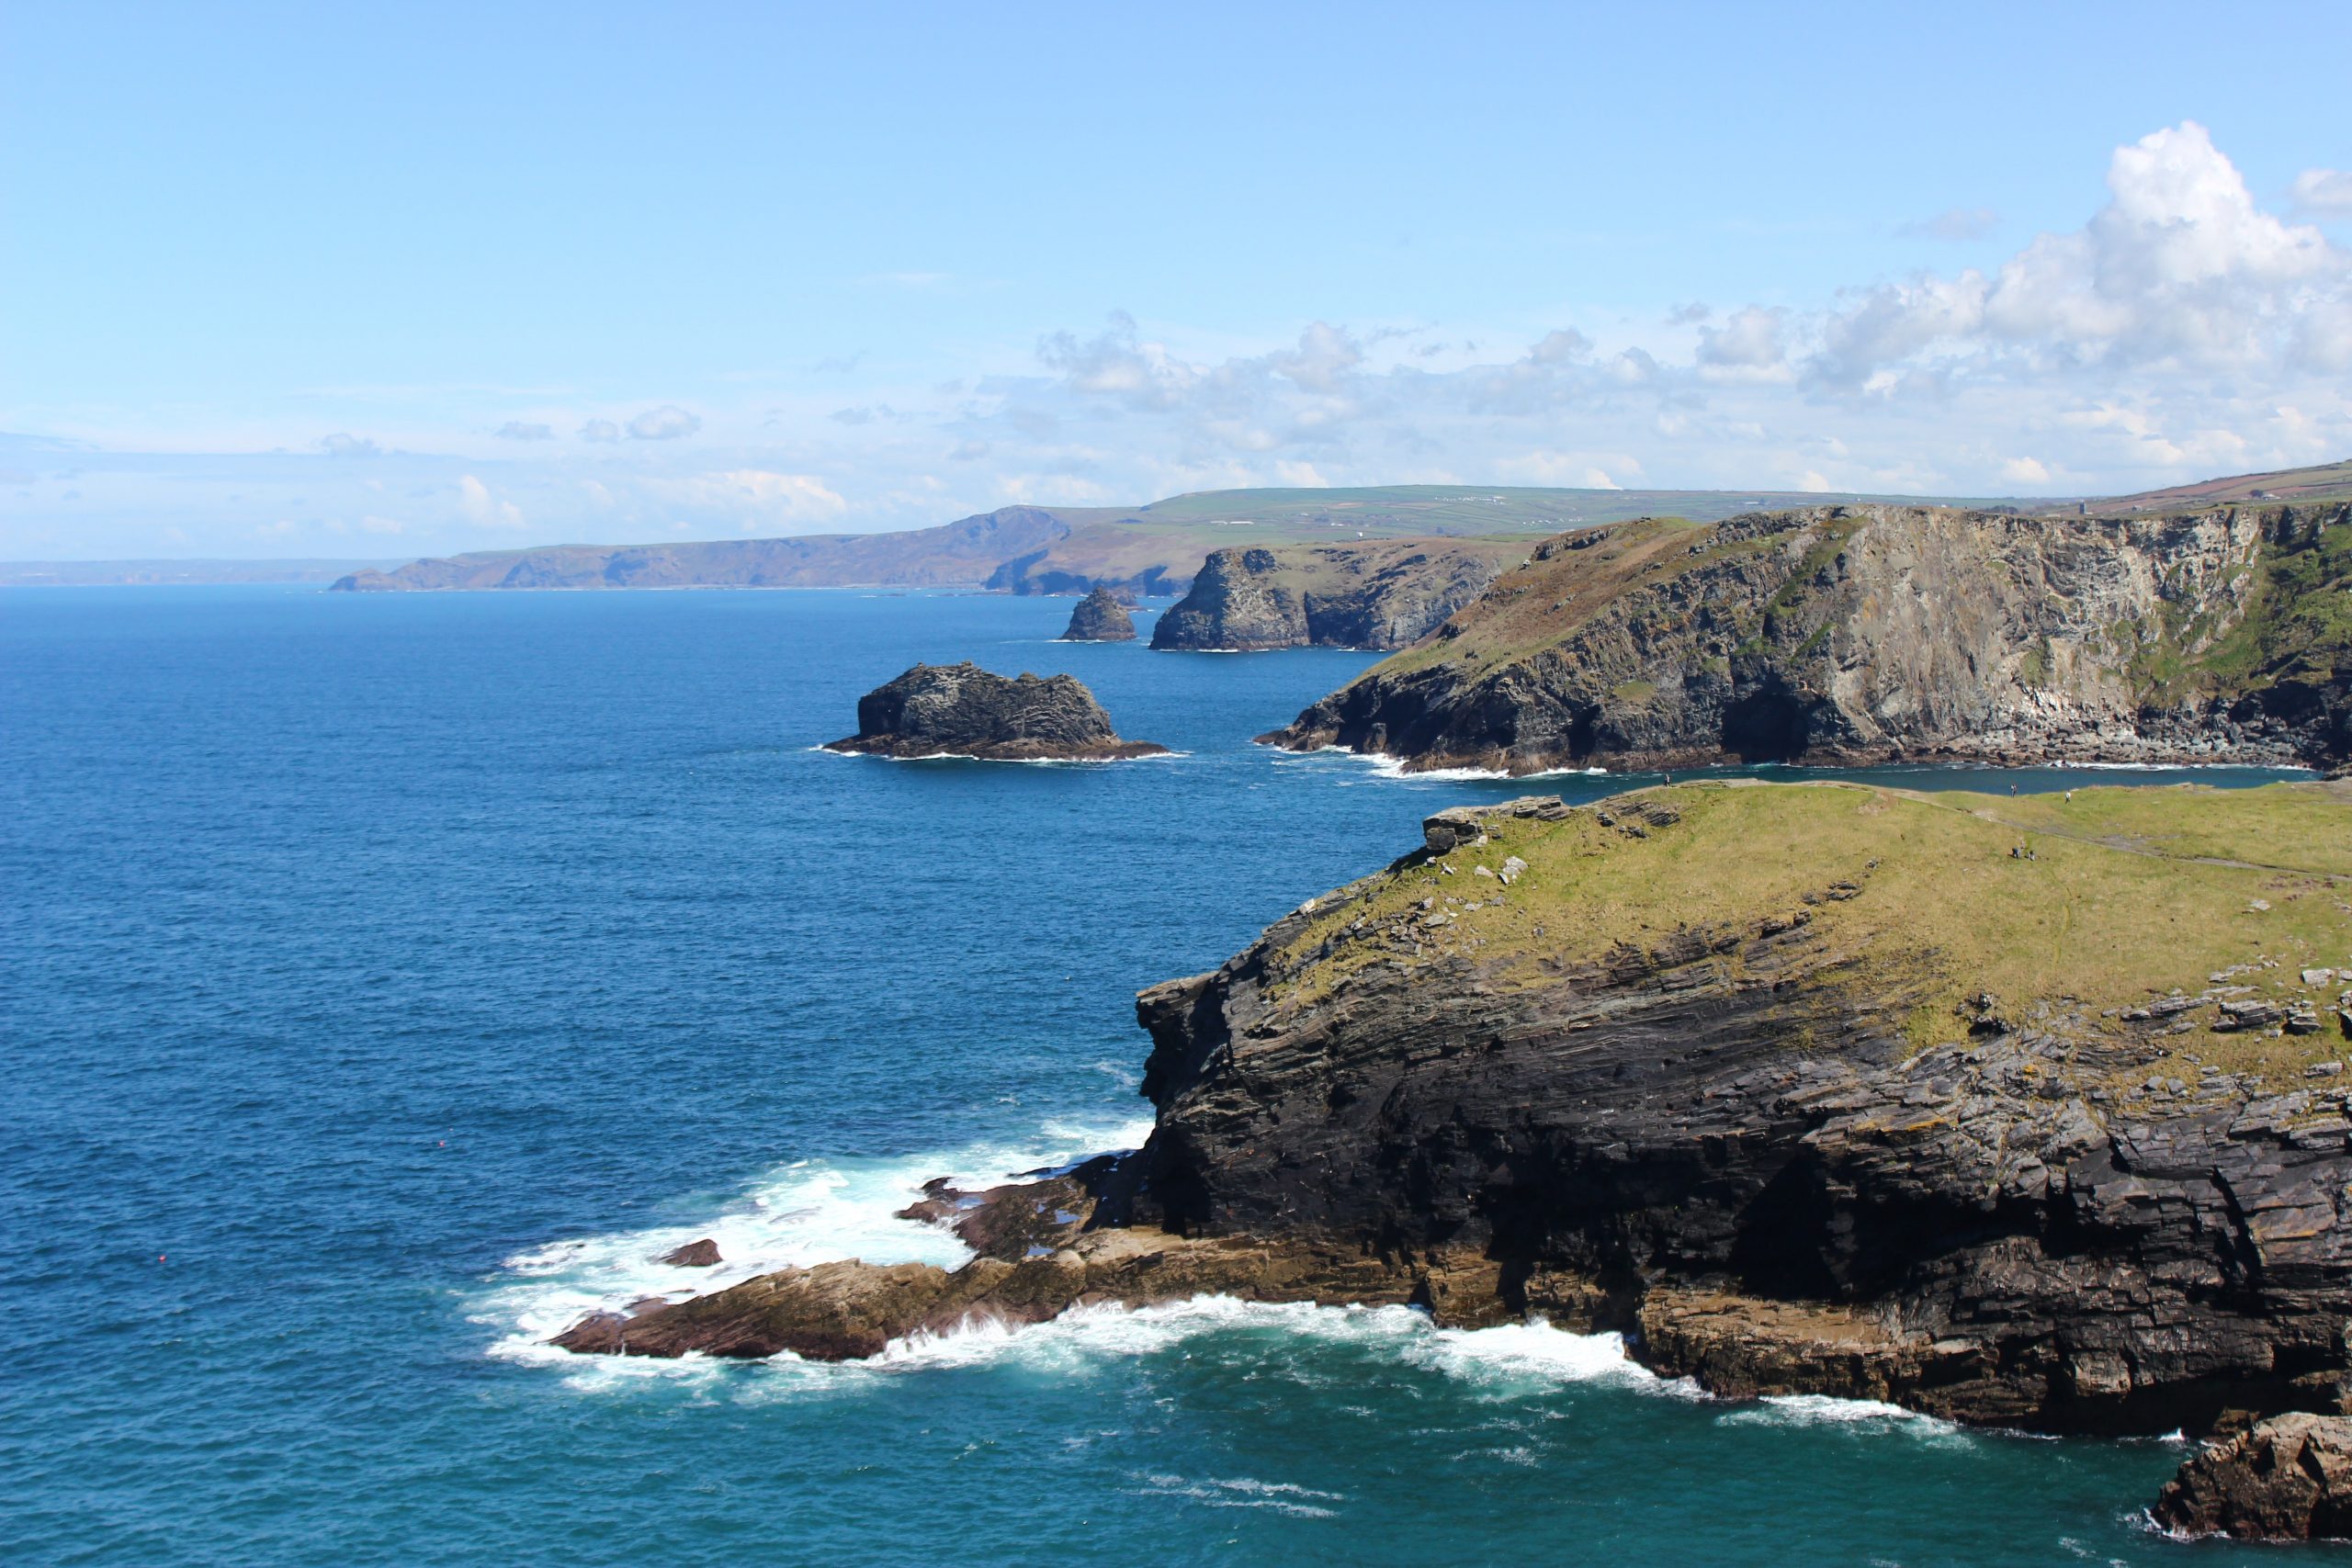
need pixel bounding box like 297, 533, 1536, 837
555, 780, 2352, 1444
1149, 540, 1521, 651
823, 662, 1167, 761
1267, 502, 2352, 773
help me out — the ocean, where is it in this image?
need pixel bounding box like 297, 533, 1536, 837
1, 584, 2326, 1566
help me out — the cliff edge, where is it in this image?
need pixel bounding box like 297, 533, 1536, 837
1265, 502, 2352, 773
557, 777, 2352, 1440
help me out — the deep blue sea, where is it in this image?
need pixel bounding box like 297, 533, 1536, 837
3, 584, 2334, 1566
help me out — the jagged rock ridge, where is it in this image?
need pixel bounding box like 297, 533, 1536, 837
1148, 540, 1522, 651
822, 661, 1167, 761
1267, 502, 2352, 773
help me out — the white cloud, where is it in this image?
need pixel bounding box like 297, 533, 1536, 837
495, 421, 553, 441
1696, 307, 1791, 379
628, 405, 702, 441
320, 433, 381, 457
647, 469, 845, 529
1999, 457, 2052, 486
2292, 168, 2352, 218
579, 419, 621, 443
458, 475, 524, 529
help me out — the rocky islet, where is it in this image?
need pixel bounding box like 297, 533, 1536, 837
823, 660, 1167, 761
1059, 587, 1136, 641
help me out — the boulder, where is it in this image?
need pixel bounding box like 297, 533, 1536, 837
661, 1238, 721, 1267
2154, 1414, 2352, 1540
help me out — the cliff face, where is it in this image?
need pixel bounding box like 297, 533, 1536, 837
1267, 503, 2352, 772
823, 661, 1167, 761
1148, 540, 1521, 651
1123, 781, 2352, 1432
556, 778, 2352, 1440
1060, 587, 1136, 641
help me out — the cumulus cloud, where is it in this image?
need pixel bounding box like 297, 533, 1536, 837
457, 475, 524, 529
320, 433, 381, 457
628, 405, 702, 441
495, 421, 553, 441
1806, 121, 2341, 387
578, 419, 622, 443
1696, 307, 1790, 378
2293, 168, 2352, 218
1999, 457, 2052, 486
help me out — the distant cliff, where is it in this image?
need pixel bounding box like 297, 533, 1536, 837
1148, 539, 1522, 651
324, 483, 1973, 598
333, 507, 1083, 593
1267, 502, 2352, 773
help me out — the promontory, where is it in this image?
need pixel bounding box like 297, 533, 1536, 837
1148, 538, 1523, 651
557, 778, 2352, 1455
1265, 501, 2352, 773
823, 661, 1167, 761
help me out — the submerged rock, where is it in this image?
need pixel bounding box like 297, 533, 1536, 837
1061, 588, 1136, 642
823, 661, 1168, 761
2154, 1414, 2352, 1540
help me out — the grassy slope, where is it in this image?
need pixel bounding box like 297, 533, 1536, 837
1271, 780, 2352, 1085
2087, 458, 2352, 512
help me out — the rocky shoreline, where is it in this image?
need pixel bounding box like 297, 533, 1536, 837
551, 777, 2352, 1535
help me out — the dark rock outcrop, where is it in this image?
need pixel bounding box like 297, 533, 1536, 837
1266, 502, 2352, 772
2154, 1414, 2352, 1540
553, 779, 2352, 1448
1060, 588, 1136, 642
661, 1239, 721, 1267
1150, 540, 1521, 651
823, 662, 1168, 761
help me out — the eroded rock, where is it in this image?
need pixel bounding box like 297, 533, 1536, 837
2154, 1414, 2352, 1540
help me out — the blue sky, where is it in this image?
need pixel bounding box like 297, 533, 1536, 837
6, 1, 2351, 558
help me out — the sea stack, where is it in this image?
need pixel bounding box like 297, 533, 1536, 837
824, 661, 1168, 761
1062, 587, 1136, 642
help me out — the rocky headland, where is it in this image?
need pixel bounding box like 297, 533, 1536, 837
557, 778, 2352, 1476
823, 661, 1167, 761
1265, 502, 2352, 773
1060, 587, 1136, 641
1148, 539, 1521, 651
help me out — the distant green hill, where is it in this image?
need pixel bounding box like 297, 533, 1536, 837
328, 483, 1973, 596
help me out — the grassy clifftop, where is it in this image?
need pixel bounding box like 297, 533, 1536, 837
1269, 780, 2352, 1079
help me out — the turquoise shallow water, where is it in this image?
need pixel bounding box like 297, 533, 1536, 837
1, 584, 2334, 1566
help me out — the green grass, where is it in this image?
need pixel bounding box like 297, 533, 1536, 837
1264, 781, 2352, 1082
